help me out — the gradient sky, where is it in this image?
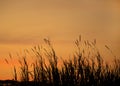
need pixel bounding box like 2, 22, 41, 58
0, 0, 120, 80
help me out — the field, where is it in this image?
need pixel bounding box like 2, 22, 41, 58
1, 36, 120, 86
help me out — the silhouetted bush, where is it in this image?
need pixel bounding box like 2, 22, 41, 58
3, 36, 120, 86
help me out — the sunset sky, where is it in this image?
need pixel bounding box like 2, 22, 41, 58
0, 0, 120, 80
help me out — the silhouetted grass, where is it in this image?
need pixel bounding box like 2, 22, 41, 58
2, 36, 120, 86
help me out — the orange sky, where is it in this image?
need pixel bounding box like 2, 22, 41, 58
0, 0, 120, 80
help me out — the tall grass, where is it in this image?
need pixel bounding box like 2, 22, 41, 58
5, 36, 120, 86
